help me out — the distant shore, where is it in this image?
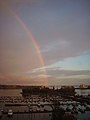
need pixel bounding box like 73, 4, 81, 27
0, 84, 90, 89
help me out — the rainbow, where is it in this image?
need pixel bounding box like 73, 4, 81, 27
7, 8, 48, 86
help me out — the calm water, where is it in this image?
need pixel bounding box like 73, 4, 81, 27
0, 89, 22, 96
0, 112, 90, 120
0, 89, 90, 96
0, 113, 52, 120
75, 89, 90, 96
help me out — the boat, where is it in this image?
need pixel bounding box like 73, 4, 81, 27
8, 109, 13, 117
41, 103, 44, 107
36, 108, 40, 112
74, 108, 78, 114
79, 108, 85, 113
66, 107, 71, 112
37, 103, 40, 107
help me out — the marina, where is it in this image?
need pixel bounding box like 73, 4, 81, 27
0, 88, 90, 120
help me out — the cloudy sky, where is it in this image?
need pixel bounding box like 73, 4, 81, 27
0, 0, 90, 86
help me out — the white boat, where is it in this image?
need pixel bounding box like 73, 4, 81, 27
37, 103, 40, 107
36, 108, 40, 112
8, 109, 13, 116
0, 107, 3, 112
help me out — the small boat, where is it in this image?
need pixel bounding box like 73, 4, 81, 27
8, 109, 13, 117
66, 107, 71, 112
36, 108, 40, 112
74, 109, 78, 114
37, 103, 40, 107
79, 108, 85, 113
41, 103, 44, 107
0, 108, 3, 113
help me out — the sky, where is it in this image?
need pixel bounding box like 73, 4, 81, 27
0, 0, 90, 86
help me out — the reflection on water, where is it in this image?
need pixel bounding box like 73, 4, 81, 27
0, 112, 90, 120
0, 113, 52, 120
75, 89, 90, 96
0, 89, 22, 96
0, 89, 90, 96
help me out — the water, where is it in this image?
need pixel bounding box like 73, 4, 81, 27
0, 112, 90, 120
0, 89, 90, 96
0, 113, 52, 120
75, 89, 90, 96
0, 89, 22, 96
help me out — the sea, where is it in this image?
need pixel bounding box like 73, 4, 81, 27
0, 88, 90, 96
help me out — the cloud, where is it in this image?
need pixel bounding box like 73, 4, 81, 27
27, 65, 90, 78
37, 74, 52, 78
0, 0, 90, 86
0, 74, 48, 85
0, 68, 90, 85
26, 65, 90, 86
